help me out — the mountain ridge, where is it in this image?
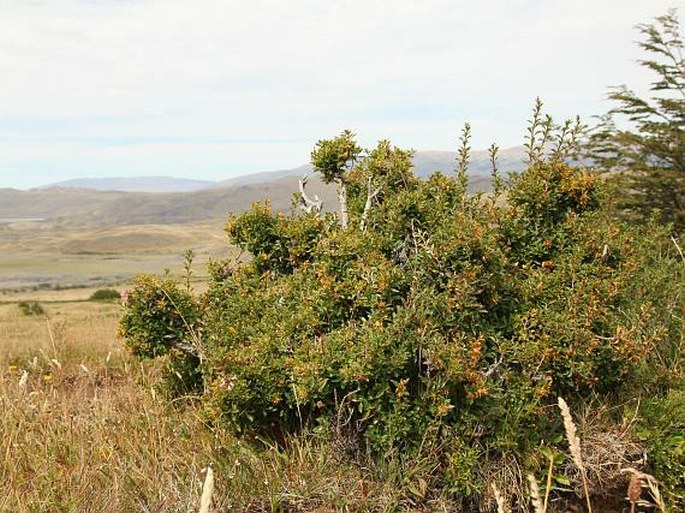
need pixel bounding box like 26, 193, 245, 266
40, 176, 216, 193
2, 146, 529, 228
34, 146, 528, 193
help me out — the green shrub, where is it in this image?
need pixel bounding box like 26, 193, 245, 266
118, 275, 203, 395
18, 301, 45, 316
635, 389, 685, 510
89, 288, 121, 301
119, 117, 684, 506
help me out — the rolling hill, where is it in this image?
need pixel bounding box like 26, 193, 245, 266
211, 146, 527, 189
40, 176, 216, 193
2, 147, 527, 228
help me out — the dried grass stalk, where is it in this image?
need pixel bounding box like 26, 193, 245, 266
627, 473, 642, 513
622, 468, 666, 513
18, 370, 28, 395
199, 466, 214, 513
527, 474, 545, 513
558, 397, 583, 469
558, 397, 593, 513
543, 454, 554, 513
491, 483, 510, 513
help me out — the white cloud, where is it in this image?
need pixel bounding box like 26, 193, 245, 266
0, 0, 677, 187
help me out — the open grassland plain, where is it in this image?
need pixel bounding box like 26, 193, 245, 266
0, 220, 236, 292
1, 300, 225, 511
0, 299, 450, 512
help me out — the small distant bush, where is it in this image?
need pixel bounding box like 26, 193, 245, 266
18, 301, 45, 316
89, 288, 122, 302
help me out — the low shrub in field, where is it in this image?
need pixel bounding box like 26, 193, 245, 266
118, 275, 203, 397
89, 288, 122, 301
18, 301, 45, 316
119, 115, 684, 508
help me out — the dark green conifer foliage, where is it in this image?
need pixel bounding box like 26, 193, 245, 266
587, 10, 684, 232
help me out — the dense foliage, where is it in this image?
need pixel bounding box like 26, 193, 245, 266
18, 300, 45, 316
586, 10, 684, 232
89, 288, 122, 301
118, 275, 203, 396
120, 121, 683, 508
636, 389, 685, 509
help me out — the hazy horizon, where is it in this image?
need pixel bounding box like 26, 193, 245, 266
0, 0, 677, 190
3, 144, 526, 191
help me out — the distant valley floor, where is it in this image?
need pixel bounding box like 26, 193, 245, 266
0, 220, 235, 293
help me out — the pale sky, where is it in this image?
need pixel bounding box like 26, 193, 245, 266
0, 0, 678, 189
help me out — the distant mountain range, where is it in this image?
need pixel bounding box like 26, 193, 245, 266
40, 176, 216, 193
2, 146, 528, 228
210, 146, 527, 190
39, 147, 527, 193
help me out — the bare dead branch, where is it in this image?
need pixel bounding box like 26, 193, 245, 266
298, 175, 323, 215
360, 174, 384, 232
336, 177, 350, 229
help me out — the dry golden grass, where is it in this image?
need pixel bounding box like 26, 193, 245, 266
558, 397, 593, 513
527, 474, 544, 513
0, 299, 437, 512
0, 300, 231, 512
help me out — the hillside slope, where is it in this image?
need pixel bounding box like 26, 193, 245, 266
40, 176, 216, 193
3, 147, 527, 228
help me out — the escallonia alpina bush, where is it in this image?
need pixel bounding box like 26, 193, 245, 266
119, 106, 684, 508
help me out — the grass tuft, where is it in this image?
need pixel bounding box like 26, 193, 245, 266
558, 397, 593, 513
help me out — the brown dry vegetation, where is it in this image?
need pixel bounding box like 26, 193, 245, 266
1, 300, 229, 511
1, 301, 218, 511
0, 299, 458, 512
1, 298, 670, 513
